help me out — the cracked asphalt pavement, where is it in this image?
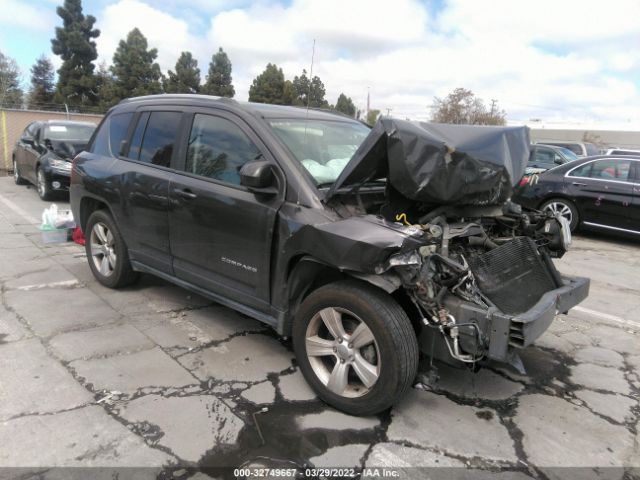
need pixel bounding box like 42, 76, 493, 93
0, 177, 638, 479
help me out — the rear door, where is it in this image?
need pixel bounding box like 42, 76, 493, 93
565, 158, 634, 230
168, 109, 284, 312
110, 109, 184, 274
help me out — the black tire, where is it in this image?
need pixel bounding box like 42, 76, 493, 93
540, 197, 579, 232
85, 210, 139, 288
293, 280, 419, 416
36, 167, 53, 201
13, 158, 27, 185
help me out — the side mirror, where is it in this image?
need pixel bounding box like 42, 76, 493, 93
554, 156, 564, 165
240, 160, 277, 194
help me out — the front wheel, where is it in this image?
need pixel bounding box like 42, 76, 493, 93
540, 198, 579, 232
293, 280, 419, 416
85, 210, 139, 288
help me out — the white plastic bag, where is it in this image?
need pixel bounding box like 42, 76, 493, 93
41, 204, 76, 230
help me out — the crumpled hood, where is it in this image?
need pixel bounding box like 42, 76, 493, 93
326, 119, 530, 205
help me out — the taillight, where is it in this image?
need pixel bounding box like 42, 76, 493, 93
518, 176, 529, 187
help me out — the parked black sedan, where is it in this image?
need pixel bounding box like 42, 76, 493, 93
13, 120, 96, 200
513, 155, 640, 234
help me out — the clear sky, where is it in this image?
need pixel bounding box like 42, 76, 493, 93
1, 0, 639, 125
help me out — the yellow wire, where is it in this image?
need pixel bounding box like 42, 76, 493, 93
395, 213, 411, 226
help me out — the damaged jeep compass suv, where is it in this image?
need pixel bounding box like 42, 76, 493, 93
71, 95, 589, 415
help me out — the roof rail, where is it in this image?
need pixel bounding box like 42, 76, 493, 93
118, 93, 239, 105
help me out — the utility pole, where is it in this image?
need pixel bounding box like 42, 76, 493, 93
366, 87, 370, 117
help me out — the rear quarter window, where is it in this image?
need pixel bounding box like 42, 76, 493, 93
91, 112, 133, 157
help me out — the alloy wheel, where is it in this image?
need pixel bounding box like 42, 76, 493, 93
543, 201, 573, 225
13, 160, 18, 182
305, 307, 380, 398
37, 169, 46, 197
89, 222, 117, 277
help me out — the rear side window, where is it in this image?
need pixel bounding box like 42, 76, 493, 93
590, 159, 631, 181
134, 112, 182, 168
185, 114, 260, 185
569, 160, 632, 181
91, 112, 133, 157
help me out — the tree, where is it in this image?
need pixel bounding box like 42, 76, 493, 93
94, 61, 118, 110
201, 47, 235, 97
335, 93, 356, 117
28, 55, 55, 108
164, 51, 200, 94
248, 63, 285, 104
110, 28, 162, 102
51, 0, 100, 107
430, 87, 506, 125
366, 109, 380, 125
291, 69, 328, 107
282, 80, 295, 105
0, 51, 23, 108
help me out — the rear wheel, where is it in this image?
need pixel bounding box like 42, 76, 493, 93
293, 280, 419, 416
36, 167, 52, 201
85, 210, 138, 288
540, 198, 579, 231
13, 158, 27, 185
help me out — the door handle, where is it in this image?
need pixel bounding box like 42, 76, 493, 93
572, 182, 587, 187
174, 188, 197, 200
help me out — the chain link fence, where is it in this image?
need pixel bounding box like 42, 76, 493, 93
0, 104, 104, 175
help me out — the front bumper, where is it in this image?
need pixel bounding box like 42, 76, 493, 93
426, 275, 590, 363
43, 167, 71, 191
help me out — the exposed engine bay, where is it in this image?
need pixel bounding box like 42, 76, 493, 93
329, 190, 574, 366
385, 201, 571, 365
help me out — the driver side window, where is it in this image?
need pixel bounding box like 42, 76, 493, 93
185, 114, 260, 185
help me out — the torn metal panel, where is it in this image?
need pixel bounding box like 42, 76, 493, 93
281, 213, 426, 275
326, 119, 530, 205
